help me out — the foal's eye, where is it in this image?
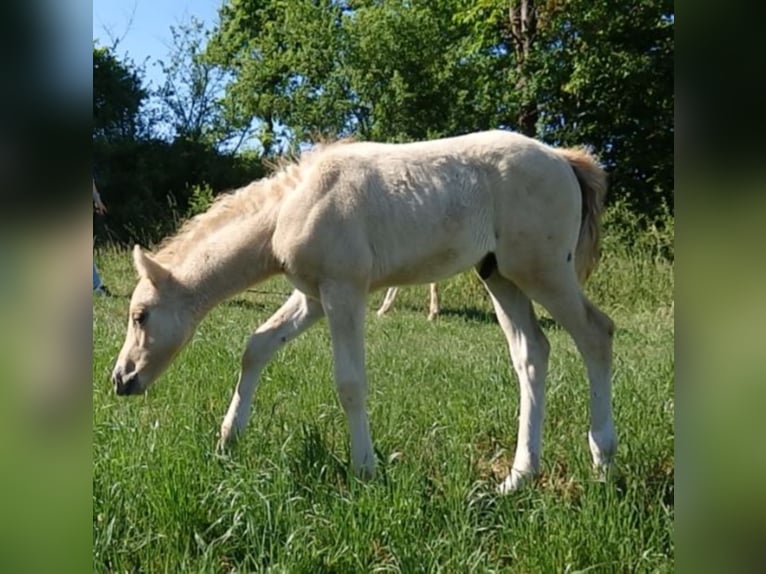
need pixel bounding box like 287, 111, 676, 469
132, 310, 148, 326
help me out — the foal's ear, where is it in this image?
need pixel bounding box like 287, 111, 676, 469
132, 245, 170, 285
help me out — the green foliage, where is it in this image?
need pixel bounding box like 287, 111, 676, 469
93, 1, 673, 243
92, 45, 148, 141
186, 182, 216, 218
92, 227, 673, 572
601, 198, 674, 263
92, 137, 265, 247
206, 0, 500, 146
207, 0, 673, 216
93, 38, 266, 247
155, 18, 255, 151
542, 0, 675, 217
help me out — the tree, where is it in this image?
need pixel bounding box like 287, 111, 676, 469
206, 0, 498, 148
542, 0, 675, 214
206, 0, 350, 154
508, 0, 541, 136
153, 17, 255, 152
93, 43, 266, 246
93, 45, 148, 142
456, 0, 674, 214
205, 0, 673, 215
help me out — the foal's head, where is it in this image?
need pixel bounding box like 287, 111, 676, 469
111, 246, 197, 396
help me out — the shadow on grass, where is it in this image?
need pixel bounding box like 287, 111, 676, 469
647, 458, 674, 510
222, 298, 271, 312
96, 289, 129, 300
438, 306, 497, 324
437, 307, 562, 331
286, 426, 409, 497
288, 424, 350, 492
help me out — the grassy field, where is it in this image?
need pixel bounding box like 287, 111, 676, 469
93, 216, 674, 572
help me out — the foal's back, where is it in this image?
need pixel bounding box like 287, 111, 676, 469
272, 130, 578, 290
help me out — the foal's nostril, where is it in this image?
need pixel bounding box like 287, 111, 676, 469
111, 367, 123, 386
112, 367, 132, 395
114, 375, 131, 396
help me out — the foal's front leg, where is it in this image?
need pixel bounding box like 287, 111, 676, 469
218, 290, 324, 450
321, 281, 376, 479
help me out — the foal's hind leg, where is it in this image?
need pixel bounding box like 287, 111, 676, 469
376, 287, 399, 317
480, 272, 551, 493
218, 290, 324, 451
427, 283, 440, 321
518, 269, 617, 477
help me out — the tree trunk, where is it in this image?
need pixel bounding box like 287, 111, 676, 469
509, 0, 539, 137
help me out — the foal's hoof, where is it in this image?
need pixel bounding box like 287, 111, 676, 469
497, 468, 535, 495
352, 462, 377, 482
354, 467, 376, 482
593, 461, 622, 485
215, 438, 230, 456
216, 427, 239, 455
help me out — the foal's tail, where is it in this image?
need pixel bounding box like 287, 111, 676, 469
557, 147, 609, 284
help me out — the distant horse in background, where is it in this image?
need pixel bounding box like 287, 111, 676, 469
110, 129, 615, 494
377, 283, 440, 320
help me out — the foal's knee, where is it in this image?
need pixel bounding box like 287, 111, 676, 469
241, 335, 261, 371
241, 332, 280, 371
336, 380, 366, 413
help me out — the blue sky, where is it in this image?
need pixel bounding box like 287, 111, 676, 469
93, 0, 225, 90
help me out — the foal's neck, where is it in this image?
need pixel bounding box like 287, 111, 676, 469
177, 202, 282, 313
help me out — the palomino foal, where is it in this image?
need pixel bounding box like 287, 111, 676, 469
377, 283, 440, 320
111, 130, 616, 493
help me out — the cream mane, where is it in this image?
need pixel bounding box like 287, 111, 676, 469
153, 147, 326, 265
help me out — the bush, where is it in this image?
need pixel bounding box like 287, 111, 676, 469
93, 137, 265, 248
601, 197, 674, 262
186, 182, 216, 219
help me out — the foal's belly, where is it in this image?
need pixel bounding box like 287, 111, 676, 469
370, 243, 488, 290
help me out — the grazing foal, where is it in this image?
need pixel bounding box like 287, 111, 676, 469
377, 283, 440, 320
111, 130, 615, 493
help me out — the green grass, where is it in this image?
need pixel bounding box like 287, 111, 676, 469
93, 235, 674, 573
